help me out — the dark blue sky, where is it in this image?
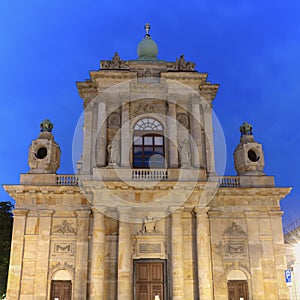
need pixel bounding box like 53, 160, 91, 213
1, 0, 299, 227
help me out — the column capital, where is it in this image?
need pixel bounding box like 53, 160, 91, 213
117, 206, 132, 222
13, 209, 29, 216
37, 209, 54, 217
75, 209, 91, 218
168, 206, 184, 214
92, 206, 107, 216
193, 206, 209, 215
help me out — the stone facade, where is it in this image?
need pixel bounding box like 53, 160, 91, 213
4, 28, 291, 300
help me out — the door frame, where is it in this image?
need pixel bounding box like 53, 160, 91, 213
227, 280, 249, 300
133, 258, 168, 300
50, 280, 72, 300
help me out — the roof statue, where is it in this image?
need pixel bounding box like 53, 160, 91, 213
239, 122, 253, 136
40, 119, 54, 132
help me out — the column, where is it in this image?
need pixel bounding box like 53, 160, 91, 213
117, 207, 132, 300
191, 103, 203, 168
96, 102, 107, 167
167, 102, 178, 167
33, 209, 54, 300
203, 104, 215, 174
170, 207, 185, 299
6, 209, 28, 299
121, 103, 130, 167
244, 211, 265, 299
194, 207, 213, 300
74, 210, 91, 300
90, 207, 106, 300
81, 107, 93, 174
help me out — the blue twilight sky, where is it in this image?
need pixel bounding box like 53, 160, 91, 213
0, 1, 299, 227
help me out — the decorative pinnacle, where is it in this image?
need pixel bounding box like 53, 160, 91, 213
40, 119, 54, 132
239, 122, 253, 136
144, 23, 150, 38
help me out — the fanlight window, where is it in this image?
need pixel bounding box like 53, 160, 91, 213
134, 118, 163, 131
133, 118, 165, 168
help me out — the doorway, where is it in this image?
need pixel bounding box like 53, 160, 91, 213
50, 280, 72, 300
134, 259, 167, 300
227, 280, 248, 300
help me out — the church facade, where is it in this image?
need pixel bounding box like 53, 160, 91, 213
4, 25, 291, 300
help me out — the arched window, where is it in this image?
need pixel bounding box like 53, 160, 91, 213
133, 118, 165, 168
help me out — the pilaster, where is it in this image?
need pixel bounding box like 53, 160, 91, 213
74, 210, 90, 300
194, 207, 213, 300
6, 209, 28, 299
96, 102, 107, 167
167, 102, 178, 167
33, 209, 54, 300
117, 207, 132, 300
170, 207, 185, 299
121, 103, 130, 167
90, 207, 106, 300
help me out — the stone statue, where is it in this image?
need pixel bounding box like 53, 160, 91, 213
175, 54, 196, 71
179, 139, 191, 167
107, 139, 120, 166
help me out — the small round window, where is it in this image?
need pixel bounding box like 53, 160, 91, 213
36, 147, 47, 159
248, 150, 259, 162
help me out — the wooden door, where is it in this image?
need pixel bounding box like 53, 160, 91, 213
50, 280, 72, 300
135, 261, 165, 300
228, 280, 248, 300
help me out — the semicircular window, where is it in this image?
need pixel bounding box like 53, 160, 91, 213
133, 118, 165, 168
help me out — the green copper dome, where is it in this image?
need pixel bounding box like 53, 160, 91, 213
137, 23, 158, 61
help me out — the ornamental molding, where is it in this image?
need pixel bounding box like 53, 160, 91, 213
53, 220, 76, 235
131, 102, 167, 118
223, 221, 246, 236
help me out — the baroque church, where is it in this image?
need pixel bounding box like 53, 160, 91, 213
4, 24, 291, 300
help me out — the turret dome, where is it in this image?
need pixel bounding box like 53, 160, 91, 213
137, 23, 158, 60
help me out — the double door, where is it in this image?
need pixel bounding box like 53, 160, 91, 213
50, 280, 72, 300
134, 260, 166, 300
228, 280, 248, 300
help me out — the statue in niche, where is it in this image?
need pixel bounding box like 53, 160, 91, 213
179, 139, 191, 167
107, 139, 120, 166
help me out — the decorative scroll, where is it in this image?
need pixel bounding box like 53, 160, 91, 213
225, 242, 245, 254
53, 220, 76, 235
53, 243, 74, 255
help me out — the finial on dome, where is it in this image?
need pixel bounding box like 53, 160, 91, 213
145, 23, 151, 38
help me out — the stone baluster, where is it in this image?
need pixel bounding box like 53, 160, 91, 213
6, 209, 28, 299
170, 207, 185, 299
194, 207, 213, 300
90, 207, 106, 300
117, 207, 132, 300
